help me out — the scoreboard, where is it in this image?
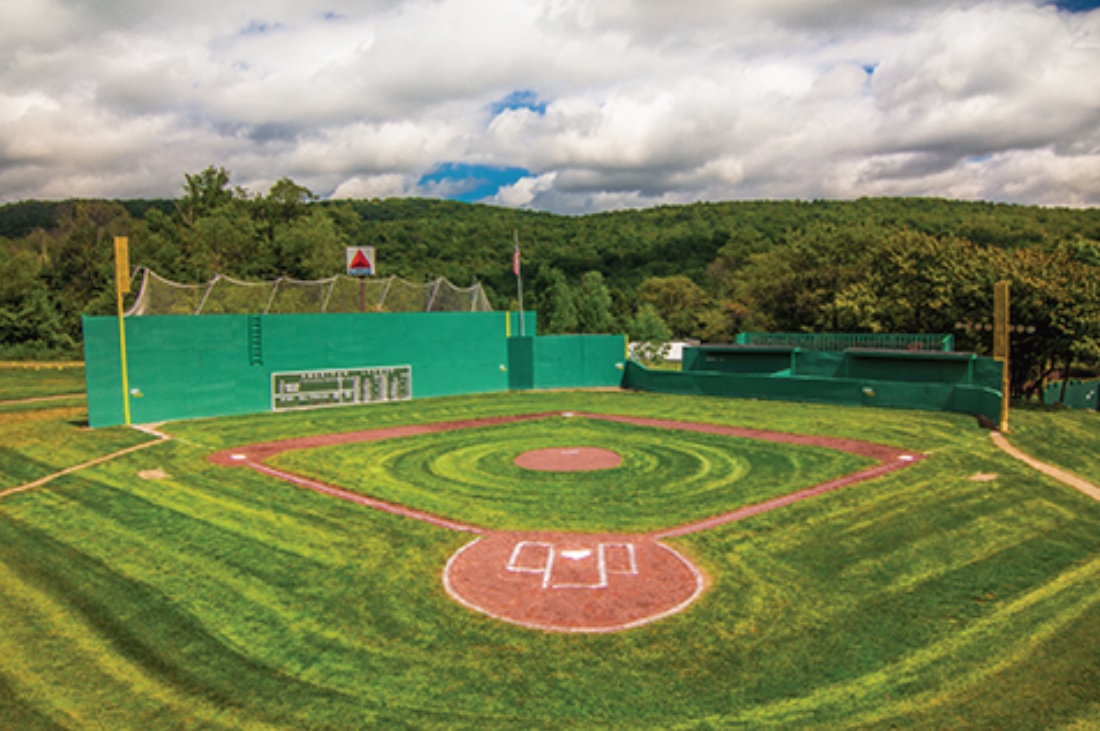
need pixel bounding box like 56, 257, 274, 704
271, 366, 412, 411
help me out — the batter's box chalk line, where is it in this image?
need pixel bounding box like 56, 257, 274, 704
507, 540, 639, 589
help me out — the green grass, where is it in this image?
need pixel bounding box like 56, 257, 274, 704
269, 416, 872, 532
1006, 406, 1100, 486
0, 406, 150, 491
0, 363, 85, 401
0, 384, 1098, 730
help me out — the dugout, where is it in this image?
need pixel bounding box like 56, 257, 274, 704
625, 342, 1004, 425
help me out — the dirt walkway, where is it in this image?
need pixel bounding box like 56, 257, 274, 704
991, 432, 1100, 502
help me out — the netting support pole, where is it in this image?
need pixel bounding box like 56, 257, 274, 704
196, 275, 219, 315
321, 278, 337, 313
425, 278, 442, 311
379, 276, 394, 310
264, 278, 282, 314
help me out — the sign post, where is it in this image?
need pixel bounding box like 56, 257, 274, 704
346, 246, 375, 313
114, 236, 132, 426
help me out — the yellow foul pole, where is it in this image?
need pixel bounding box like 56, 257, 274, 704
993, 280, 1010, 432
114, 237, 132, 426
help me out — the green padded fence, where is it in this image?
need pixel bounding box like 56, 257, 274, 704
1043, 380, 1100, 410
627, 345, 1003, 424
507, 335, 627, 391
733, 332, 955, 352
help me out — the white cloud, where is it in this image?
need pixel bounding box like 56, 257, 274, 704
0, 0, 1097, 211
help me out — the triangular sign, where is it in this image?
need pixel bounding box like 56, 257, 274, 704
349, 250, 372, 271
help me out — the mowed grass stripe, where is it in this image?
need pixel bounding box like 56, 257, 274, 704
2, 388, 1098, 730
268, 417, 873, 532
0, 478, 502, 728
0, 406, 150, 491
0, 516, 310, 731
724, 556, 1100, 730
5, 473, 469, 670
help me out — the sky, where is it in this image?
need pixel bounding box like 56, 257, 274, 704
1, 0, 1098, 214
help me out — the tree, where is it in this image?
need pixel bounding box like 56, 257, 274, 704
258, 178, 318, 245
999, 244, 1100, 396
273, 209, 349, 280
178, 166, 237, 227
730, 222, 880, 333
535, 267, 578, 334
575, 271, 618, 334
628, 303, 671, 364
637, 275, 711, 339
0, 248, 74, 357
845, 230, 992, 336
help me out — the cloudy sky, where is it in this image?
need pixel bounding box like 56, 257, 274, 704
2, 0, 1098, 214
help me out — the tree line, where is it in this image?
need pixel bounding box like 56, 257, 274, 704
2, 166, 1099, 396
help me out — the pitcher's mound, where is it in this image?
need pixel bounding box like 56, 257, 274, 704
515, 447, 622, 472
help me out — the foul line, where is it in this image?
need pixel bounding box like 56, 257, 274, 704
245, 460, 485, 535
991, 432, 1100, 502
0, 425, 171, 501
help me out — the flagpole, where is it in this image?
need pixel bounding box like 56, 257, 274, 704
514, 229, 525, 336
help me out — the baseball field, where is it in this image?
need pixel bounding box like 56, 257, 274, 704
1, 365, 1098, 730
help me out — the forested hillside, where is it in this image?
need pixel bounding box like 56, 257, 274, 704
2, 166, 1099, 395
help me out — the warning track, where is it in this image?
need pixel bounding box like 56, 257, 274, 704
209, 412, 924, 632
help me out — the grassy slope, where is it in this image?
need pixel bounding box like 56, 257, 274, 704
1006, 407, 1100, 486
0, 364, 86, 401
0, 389, 1096, 730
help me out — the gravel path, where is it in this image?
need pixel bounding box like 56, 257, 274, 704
991, 432, 1100, 502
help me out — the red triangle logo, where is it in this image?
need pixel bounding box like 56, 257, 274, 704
349, 250, 372, 271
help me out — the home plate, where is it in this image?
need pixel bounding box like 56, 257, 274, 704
443, 531, 705, 633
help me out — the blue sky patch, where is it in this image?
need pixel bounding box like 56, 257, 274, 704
490, 90, 548, 117
419, 163, 532, 202
1047, 0, 1100, 10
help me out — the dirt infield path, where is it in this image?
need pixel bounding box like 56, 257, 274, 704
991, 432, 1100, 501
210, 411, 924, 632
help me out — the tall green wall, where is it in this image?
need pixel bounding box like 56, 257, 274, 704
507, 335, 627, 390
83, 311, 530, 428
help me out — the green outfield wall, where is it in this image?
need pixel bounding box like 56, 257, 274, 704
83, 311, 630, 428
1043, 380, 1099, 410
84, 312, 1005, 428
626, 345, 1004, 424
507, 335, 627, 391
83, 311, 545, 427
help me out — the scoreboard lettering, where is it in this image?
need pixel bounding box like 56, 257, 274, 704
271, 366, 412, 411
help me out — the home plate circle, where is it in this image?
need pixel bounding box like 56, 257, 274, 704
514, 447, 622, 472
443, 532, 705, 633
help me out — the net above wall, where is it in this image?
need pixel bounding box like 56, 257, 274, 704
126, 268, 493, 315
